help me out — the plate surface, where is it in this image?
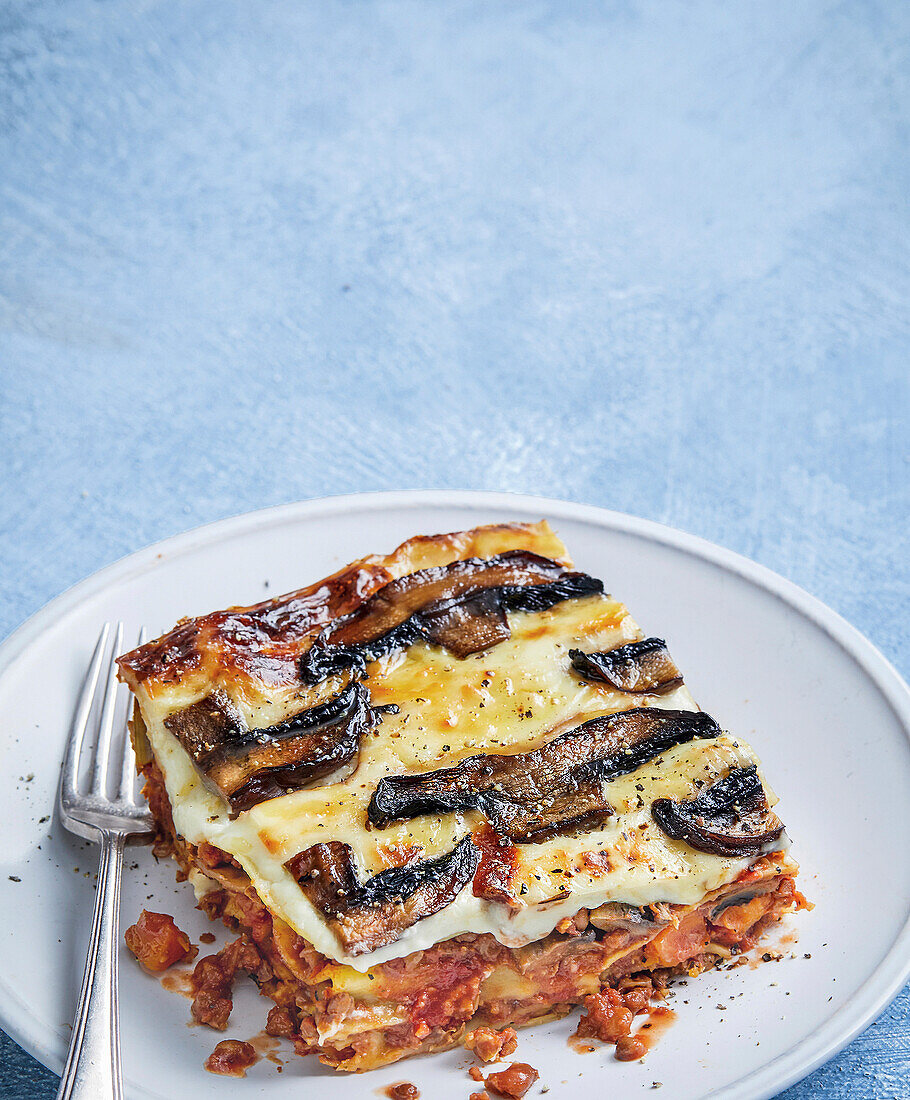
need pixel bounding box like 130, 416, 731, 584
1, 490, 908, 1100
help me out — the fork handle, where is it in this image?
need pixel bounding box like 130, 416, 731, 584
57, 832, 125, 1100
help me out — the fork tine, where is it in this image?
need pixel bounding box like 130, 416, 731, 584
90, 622, 124, 797
119, 625, 147, 805
60, 623, 111, 806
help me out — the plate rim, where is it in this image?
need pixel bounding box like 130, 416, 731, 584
1, 488, 908, 1100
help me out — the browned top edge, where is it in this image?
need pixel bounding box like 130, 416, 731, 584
116, 520, 569, 692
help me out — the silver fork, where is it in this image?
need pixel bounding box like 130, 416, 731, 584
56, 623, 153, 1100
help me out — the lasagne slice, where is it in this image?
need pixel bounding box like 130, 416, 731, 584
117, 521, 804, 1071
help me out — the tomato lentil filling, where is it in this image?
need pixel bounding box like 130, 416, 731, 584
124, 910, 197, 972
465, 1025, 519, 1063
204, 1039, 258, 1077
485, 1062, 540, 1098
134, 759, 804, 1071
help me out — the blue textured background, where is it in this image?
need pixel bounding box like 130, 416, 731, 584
1, 1, 908, 1096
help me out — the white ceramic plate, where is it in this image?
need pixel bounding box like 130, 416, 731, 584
2, 491, 909, 1100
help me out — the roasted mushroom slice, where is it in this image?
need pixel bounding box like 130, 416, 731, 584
587, 902, 671, 951
300, 550, 603, 682
709, 878, 778, 919
569, 638, 683, 694
588, 901, 670, 934
369, 708, 720, 841
163, 689, 245, 757
164, 682, 391, 813
285, 837, 479, 954
584, 902, 673, 960
651, 764, 784, 857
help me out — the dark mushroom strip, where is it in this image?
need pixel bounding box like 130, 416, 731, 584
709, 879, 777, 918
165, 683, 392, 813
504, 777, 617, 843
588, 901, 671, 936
285, 837, 479, 955
369, 708, 720, 841
569, 638, 683, 694
164, 689, 246, 758
585, 903, 672, 956
651, 764, 784, 857
300, 550, 603, 682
